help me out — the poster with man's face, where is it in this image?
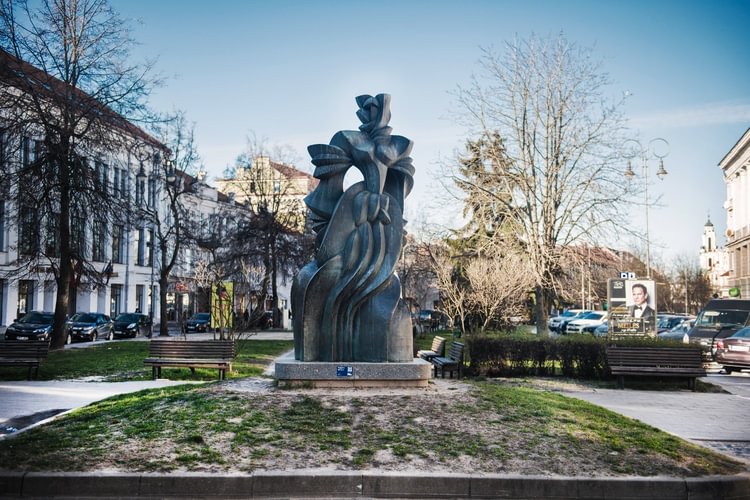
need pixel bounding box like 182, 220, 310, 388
607, 278, 657, 337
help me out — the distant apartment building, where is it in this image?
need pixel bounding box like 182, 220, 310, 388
215, 156, 317, 232
720, 126, 750, 298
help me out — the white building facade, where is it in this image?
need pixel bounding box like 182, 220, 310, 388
720, 126, 750, 298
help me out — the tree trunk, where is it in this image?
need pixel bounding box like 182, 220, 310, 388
159, 271, 170, 336
534, 285, 551, 337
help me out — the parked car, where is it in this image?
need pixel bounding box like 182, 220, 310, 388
4, 311, 54, 341
186, 312, 211, 333
417, 310, 447, 331
557, 310, 592, 335
113, 313, 152, 338
565, 311, 608, 334
715, 327, 750, 373
548, 309, 587, 333
65, 312, 114, 343
656, 314, 692, 334
685, 299, 750, 360
657, 319, 694, 342
593, 321, 608, 337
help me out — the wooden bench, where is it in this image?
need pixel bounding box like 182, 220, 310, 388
0, 340, 50, 380
431, 341, 465, 378
606, 346, 706, 390
144, 339, 236, 380
417, 336, 446, 361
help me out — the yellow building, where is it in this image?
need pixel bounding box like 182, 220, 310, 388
215, 156, 317, 232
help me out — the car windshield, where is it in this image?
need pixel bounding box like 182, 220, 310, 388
657, 317, 674, 328
580, 312, 603, 320
115, 313, 140, 323
192, 313, 210, 321
560, 310, 579, 318
17, 312, 53, 324
70, 313, 97, 323
730, 328, 750, 339
695, 309, 750, 328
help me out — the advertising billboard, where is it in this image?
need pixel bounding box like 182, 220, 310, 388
607, 278, 657, 337
210, 281, 234, 330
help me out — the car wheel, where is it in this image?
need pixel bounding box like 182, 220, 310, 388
724, 366, 734, 374
65, 333, 72, 345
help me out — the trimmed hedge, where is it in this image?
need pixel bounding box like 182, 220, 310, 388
466, 333, 693, 379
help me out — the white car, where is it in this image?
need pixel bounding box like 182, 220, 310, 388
565, 311, 608, 334
548, 309, 587, 333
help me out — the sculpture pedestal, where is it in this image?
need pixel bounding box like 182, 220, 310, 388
275, 358, 432, 388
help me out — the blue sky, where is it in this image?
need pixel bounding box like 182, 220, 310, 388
114, 0, 750, 267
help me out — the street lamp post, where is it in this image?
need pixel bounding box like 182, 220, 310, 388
623, 138, 669, 279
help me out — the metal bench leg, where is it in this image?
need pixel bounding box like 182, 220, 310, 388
617, 375, 625, 389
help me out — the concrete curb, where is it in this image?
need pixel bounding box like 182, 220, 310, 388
1, 471, 748, 499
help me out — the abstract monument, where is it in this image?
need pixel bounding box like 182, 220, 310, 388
291, 94, 414, 363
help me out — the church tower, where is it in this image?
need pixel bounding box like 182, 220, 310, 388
699, 216, 729, 297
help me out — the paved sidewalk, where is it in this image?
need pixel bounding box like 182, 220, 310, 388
562, 372, 750, 464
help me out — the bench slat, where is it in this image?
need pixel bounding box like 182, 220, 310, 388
430, 341, 464, 379
0, 340, 50, 380
606, 346, 705, 390
145, 340, 236, 380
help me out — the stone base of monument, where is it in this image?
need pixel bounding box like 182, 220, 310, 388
274, 358, 433, 388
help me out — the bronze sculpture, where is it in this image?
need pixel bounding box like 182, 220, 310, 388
292, 94, 414, 362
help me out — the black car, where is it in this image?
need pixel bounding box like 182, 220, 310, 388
113, 313, 152, 338
65, 312, 114, 343
686, 299, 750, 360
186, 313, 211, 333
4, 311, 54, 341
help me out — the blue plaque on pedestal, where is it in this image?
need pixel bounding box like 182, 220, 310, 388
336, 366, 353, 377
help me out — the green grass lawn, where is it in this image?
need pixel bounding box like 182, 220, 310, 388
0, 379, 743, 476
0, 339, 293, 381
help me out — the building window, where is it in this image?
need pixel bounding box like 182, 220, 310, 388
136, 284, 144, 314
136, 227, 145, 266
112, 224, 125, 264
92, 219, 106, 262
18, 205, 39, 255
71, 215, 86, 258
147, 229, 154, 267
136, 176, 145, 205
273, 180, 281, 193
110, 284, 122, 318
45, 213, 60, 257
0, 199, 5, 252
22, 136, 32, 167
147, 177, 156, 207
17, 280, 34, 317
113, 167, 127, 198
95, 160, 109, 194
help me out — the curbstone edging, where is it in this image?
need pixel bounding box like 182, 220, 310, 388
0, 471, 748, 499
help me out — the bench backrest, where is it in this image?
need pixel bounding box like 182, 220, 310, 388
606, 347, 702, 368
148, 340, 236, 359
430, 336, 446, 356
448, 341, 465, 362
0, 340, 50, 359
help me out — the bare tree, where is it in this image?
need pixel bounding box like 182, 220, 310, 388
141, 111, 201, 336
0, 0, 159, 348
425, 241, 468, 336
218, 139, 315, 329
451, 33, 635, 334
669, 254, 712, 315
464, 249, 534, 332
